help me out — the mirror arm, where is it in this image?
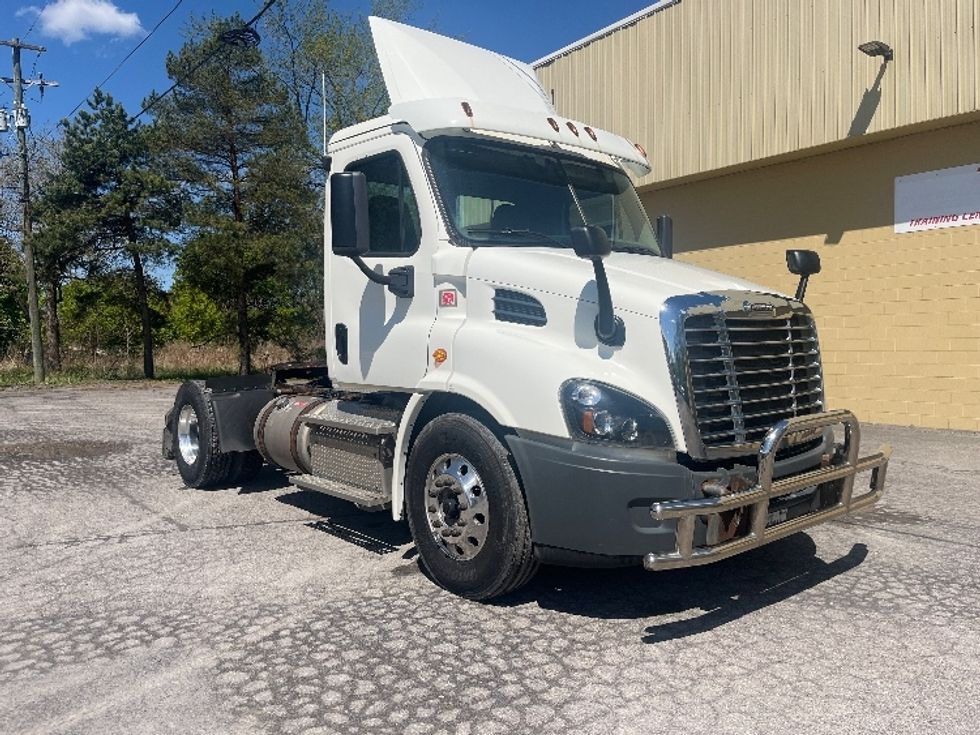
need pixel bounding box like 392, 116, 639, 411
795, 275, 809, 302
350, 254, 389, 285
591, 258, 625, 346
349, 255, 414, 298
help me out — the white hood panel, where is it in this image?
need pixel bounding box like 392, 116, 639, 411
466, 248, 771, 319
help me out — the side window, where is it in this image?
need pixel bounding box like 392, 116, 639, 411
346, 152, 421, 256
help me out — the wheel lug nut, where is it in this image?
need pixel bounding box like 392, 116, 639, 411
428, 505, 436, 513
441, 528, 453, 537
457, 519, 466, 527
433, 520, 442, 528
451, 529, 461, 537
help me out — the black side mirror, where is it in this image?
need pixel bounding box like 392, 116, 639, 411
330, 171, 369, 257
329, 170, 414, 298
570, 225, 623, 347
656, 214, 673, 259
786, 249, 821, 301
570, 225, 612, 259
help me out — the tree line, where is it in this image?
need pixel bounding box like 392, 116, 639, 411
0, 0, 411, 378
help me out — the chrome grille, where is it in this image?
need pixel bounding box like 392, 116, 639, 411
683, 309, 824, 448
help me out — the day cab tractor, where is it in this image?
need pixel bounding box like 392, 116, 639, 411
162, 18, 890, 600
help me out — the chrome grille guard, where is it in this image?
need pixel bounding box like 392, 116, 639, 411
644, 409, 891, 571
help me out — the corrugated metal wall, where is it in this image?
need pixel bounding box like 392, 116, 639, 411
535, 0, 980, 187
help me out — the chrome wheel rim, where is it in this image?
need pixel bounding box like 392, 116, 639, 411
424, 453, 489, 561
177, 405, 200, 465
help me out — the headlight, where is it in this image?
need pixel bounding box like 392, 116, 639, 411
560, 379, 674, 449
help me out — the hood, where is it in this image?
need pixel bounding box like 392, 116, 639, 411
466, 247, 775, 318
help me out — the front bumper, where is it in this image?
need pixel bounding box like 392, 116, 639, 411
644, 409, 891, 570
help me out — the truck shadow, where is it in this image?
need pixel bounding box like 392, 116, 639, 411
237, 466, 292, 494
511, 535, 868, 643
276, 489, 412, 554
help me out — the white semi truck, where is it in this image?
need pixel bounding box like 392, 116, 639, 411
162, 18, 891, 600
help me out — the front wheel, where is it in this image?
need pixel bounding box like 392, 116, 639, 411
405, 414, 538, 600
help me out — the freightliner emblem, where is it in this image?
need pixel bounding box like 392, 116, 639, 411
742, 301, 776, 313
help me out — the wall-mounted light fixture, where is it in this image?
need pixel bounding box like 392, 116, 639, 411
858, 41, 894, 62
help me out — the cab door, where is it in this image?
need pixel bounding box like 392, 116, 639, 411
327, 134, 437, 390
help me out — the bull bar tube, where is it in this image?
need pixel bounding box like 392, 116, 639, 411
644, 409, 891, 571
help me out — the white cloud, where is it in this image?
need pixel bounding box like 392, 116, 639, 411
15, 6, 42, 17
21, 0, 145, 45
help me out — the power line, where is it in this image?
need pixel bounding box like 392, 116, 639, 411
66, 0, 185, 119
131, 0, 278, 123
21, 13, 41, 42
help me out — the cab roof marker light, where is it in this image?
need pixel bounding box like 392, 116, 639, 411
634, 141, 648, 158
461, 101, 473, 118
547, 117, 560, 133
566, 121, 579, 137
584, 126, 597, 141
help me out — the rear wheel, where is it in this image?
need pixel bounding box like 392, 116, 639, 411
405, 414, 537, 600
172, 381, 233, 488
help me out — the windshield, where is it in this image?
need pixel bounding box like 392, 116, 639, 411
425, 136, 661, 255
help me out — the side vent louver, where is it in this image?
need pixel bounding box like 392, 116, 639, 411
493, 289, 547, 327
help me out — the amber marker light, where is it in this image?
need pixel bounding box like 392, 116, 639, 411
584, 126, 597, 141
461, 101, 473, 118
634, 141, 648, 158
566, 121, 579, 136
547, 117, 560, 132
432, 348, 448, 366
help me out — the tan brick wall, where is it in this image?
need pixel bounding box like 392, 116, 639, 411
641, 119, 980, 430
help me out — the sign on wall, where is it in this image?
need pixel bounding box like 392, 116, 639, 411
895, 163, 980, 233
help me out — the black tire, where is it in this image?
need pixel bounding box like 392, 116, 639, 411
171, 381, 233, 488
405, 414, 538, 600
227, 450, 263, 486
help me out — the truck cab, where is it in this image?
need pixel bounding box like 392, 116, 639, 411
163, 18, 890, 600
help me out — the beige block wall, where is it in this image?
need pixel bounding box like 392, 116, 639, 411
642, 118, 980, 430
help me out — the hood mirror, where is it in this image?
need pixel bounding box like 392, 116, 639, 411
570, 225, 612, 259
571, 225, 624, 347
786, 249, 821, 301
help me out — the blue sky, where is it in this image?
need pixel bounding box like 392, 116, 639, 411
3, 0, 656, 133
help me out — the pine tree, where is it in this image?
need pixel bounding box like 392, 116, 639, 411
151, 15, 318, 374
34, 90, 178, 377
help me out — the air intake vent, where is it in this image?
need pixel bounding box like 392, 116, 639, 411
493, 289, 546, 327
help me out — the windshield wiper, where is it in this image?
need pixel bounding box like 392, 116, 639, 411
612, 244, 659, 257
469, 228, 568, 247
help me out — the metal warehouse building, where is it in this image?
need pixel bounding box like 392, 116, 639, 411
534, 0, 980, 431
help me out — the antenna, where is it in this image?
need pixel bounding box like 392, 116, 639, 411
321, 71, 327, 156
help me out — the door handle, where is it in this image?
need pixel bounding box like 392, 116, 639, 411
335, 323, 348, 365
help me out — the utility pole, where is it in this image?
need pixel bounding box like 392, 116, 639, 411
1, 38, 58, 383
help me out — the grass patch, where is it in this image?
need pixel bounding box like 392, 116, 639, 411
0, 341, 297, 388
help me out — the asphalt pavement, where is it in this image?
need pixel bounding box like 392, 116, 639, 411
0, 385, 978, 734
